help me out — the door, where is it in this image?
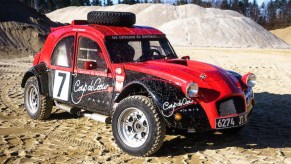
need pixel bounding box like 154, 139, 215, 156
49, 35, 75, 102
70, 35, 113, 113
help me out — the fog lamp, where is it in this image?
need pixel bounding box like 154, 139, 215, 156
175, 113, 182, 121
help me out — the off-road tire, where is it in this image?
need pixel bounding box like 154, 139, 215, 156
112, 95, 166, 156
24, 76, 53, 120
87, 11, 136, 27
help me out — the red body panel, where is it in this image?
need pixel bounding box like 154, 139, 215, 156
37, 24, 165, 76
122, 59, 247, 128
34, 23, 254, 130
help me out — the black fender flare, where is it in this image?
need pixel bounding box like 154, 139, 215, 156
114, 79, 209, 129
21, 63, 50, 96
114, 81, 154, 103
114, 80, 184, 108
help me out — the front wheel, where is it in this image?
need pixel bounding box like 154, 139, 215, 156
112, 96, 166, 156
24, 76, 53, 120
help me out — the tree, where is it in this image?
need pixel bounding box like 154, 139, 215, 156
37, 0, 47, 12
55, 0, 71, 8
19, 0, 36, 8
288, 0, 291, 23
267, 0, 276, 21
231, 0, 240, 11
85, 0, 91, 5
92, 0, 102, 6
47, 0, 56, 12
241, 0, 249, 15
191, 0, 202, 5
153, 0, 162, 3
71, 0, 88, 6
237, 1, 245, 14
177, 0, 187, 5
250, 0, 259, 22
105, 0, 113, 6
220, 0, 230, 9
278, 0, 288, 19
122, 0, 138, 4
201, 1, 212, 8
260, 2, 267, 19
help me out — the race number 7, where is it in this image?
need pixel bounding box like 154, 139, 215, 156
53, 70, 71, 101
57, 72, 66, 97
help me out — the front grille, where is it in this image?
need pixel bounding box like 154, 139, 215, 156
216, 96, 245, 116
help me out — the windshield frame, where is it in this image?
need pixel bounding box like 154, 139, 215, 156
105, 35, 178, 63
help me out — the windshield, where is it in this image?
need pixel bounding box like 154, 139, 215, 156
105, 38, 178, 63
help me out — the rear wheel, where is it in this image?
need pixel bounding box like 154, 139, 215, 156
24, 76, 52, 120
112, 95, 166, 156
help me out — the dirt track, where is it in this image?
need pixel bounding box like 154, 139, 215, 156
0, 49, 291, 163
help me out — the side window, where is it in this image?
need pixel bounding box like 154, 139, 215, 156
51, 36, 75, 67
150, 41, 166, 56
128, 41, 142, 61
77, 37, 107, 70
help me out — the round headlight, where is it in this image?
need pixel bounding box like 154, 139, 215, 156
247, 74, 256, 87
186, 82, 199, 97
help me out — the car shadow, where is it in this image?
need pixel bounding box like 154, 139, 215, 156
156, 92, 291, 157
49, 109, 80, 120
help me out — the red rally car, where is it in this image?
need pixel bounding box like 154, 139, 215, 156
21, 11, 256, 156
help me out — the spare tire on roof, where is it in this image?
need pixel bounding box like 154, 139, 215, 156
87, 11, 136, 27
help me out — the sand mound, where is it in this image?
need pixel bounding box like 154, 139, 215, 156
270, 26, 291, 46
0, 0, 59, 58
47, 4, 290, 49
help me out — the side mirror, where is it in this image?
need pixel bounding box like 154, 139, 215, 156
181, 56, 190, 60
84, 61, 97, 70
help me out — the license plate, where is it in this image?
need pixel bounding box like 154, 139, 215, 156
216, 113, 248, 129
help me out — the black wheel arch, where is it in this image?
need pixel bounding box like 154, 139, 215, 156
114, 81, 171, 110
21, 62, 50, 96
114, 79, 211, 131
114, 81, 153, 103
114, 80, 193, 128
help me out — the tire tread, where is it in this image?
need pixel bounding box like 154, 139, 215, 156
112, 95, 166, 156
24, 76, 52, 120
87, 11, 136, 27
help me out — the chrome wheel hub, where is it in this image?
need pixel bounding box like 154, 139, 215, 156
117, 107, 149, 147
27, 85, 38, 114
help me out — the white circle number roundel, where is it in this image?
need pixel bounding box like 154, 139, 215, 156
53, 70, 71, 101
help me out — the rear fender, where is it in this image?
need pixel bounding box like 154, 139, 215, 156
21, 63, 50, 96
